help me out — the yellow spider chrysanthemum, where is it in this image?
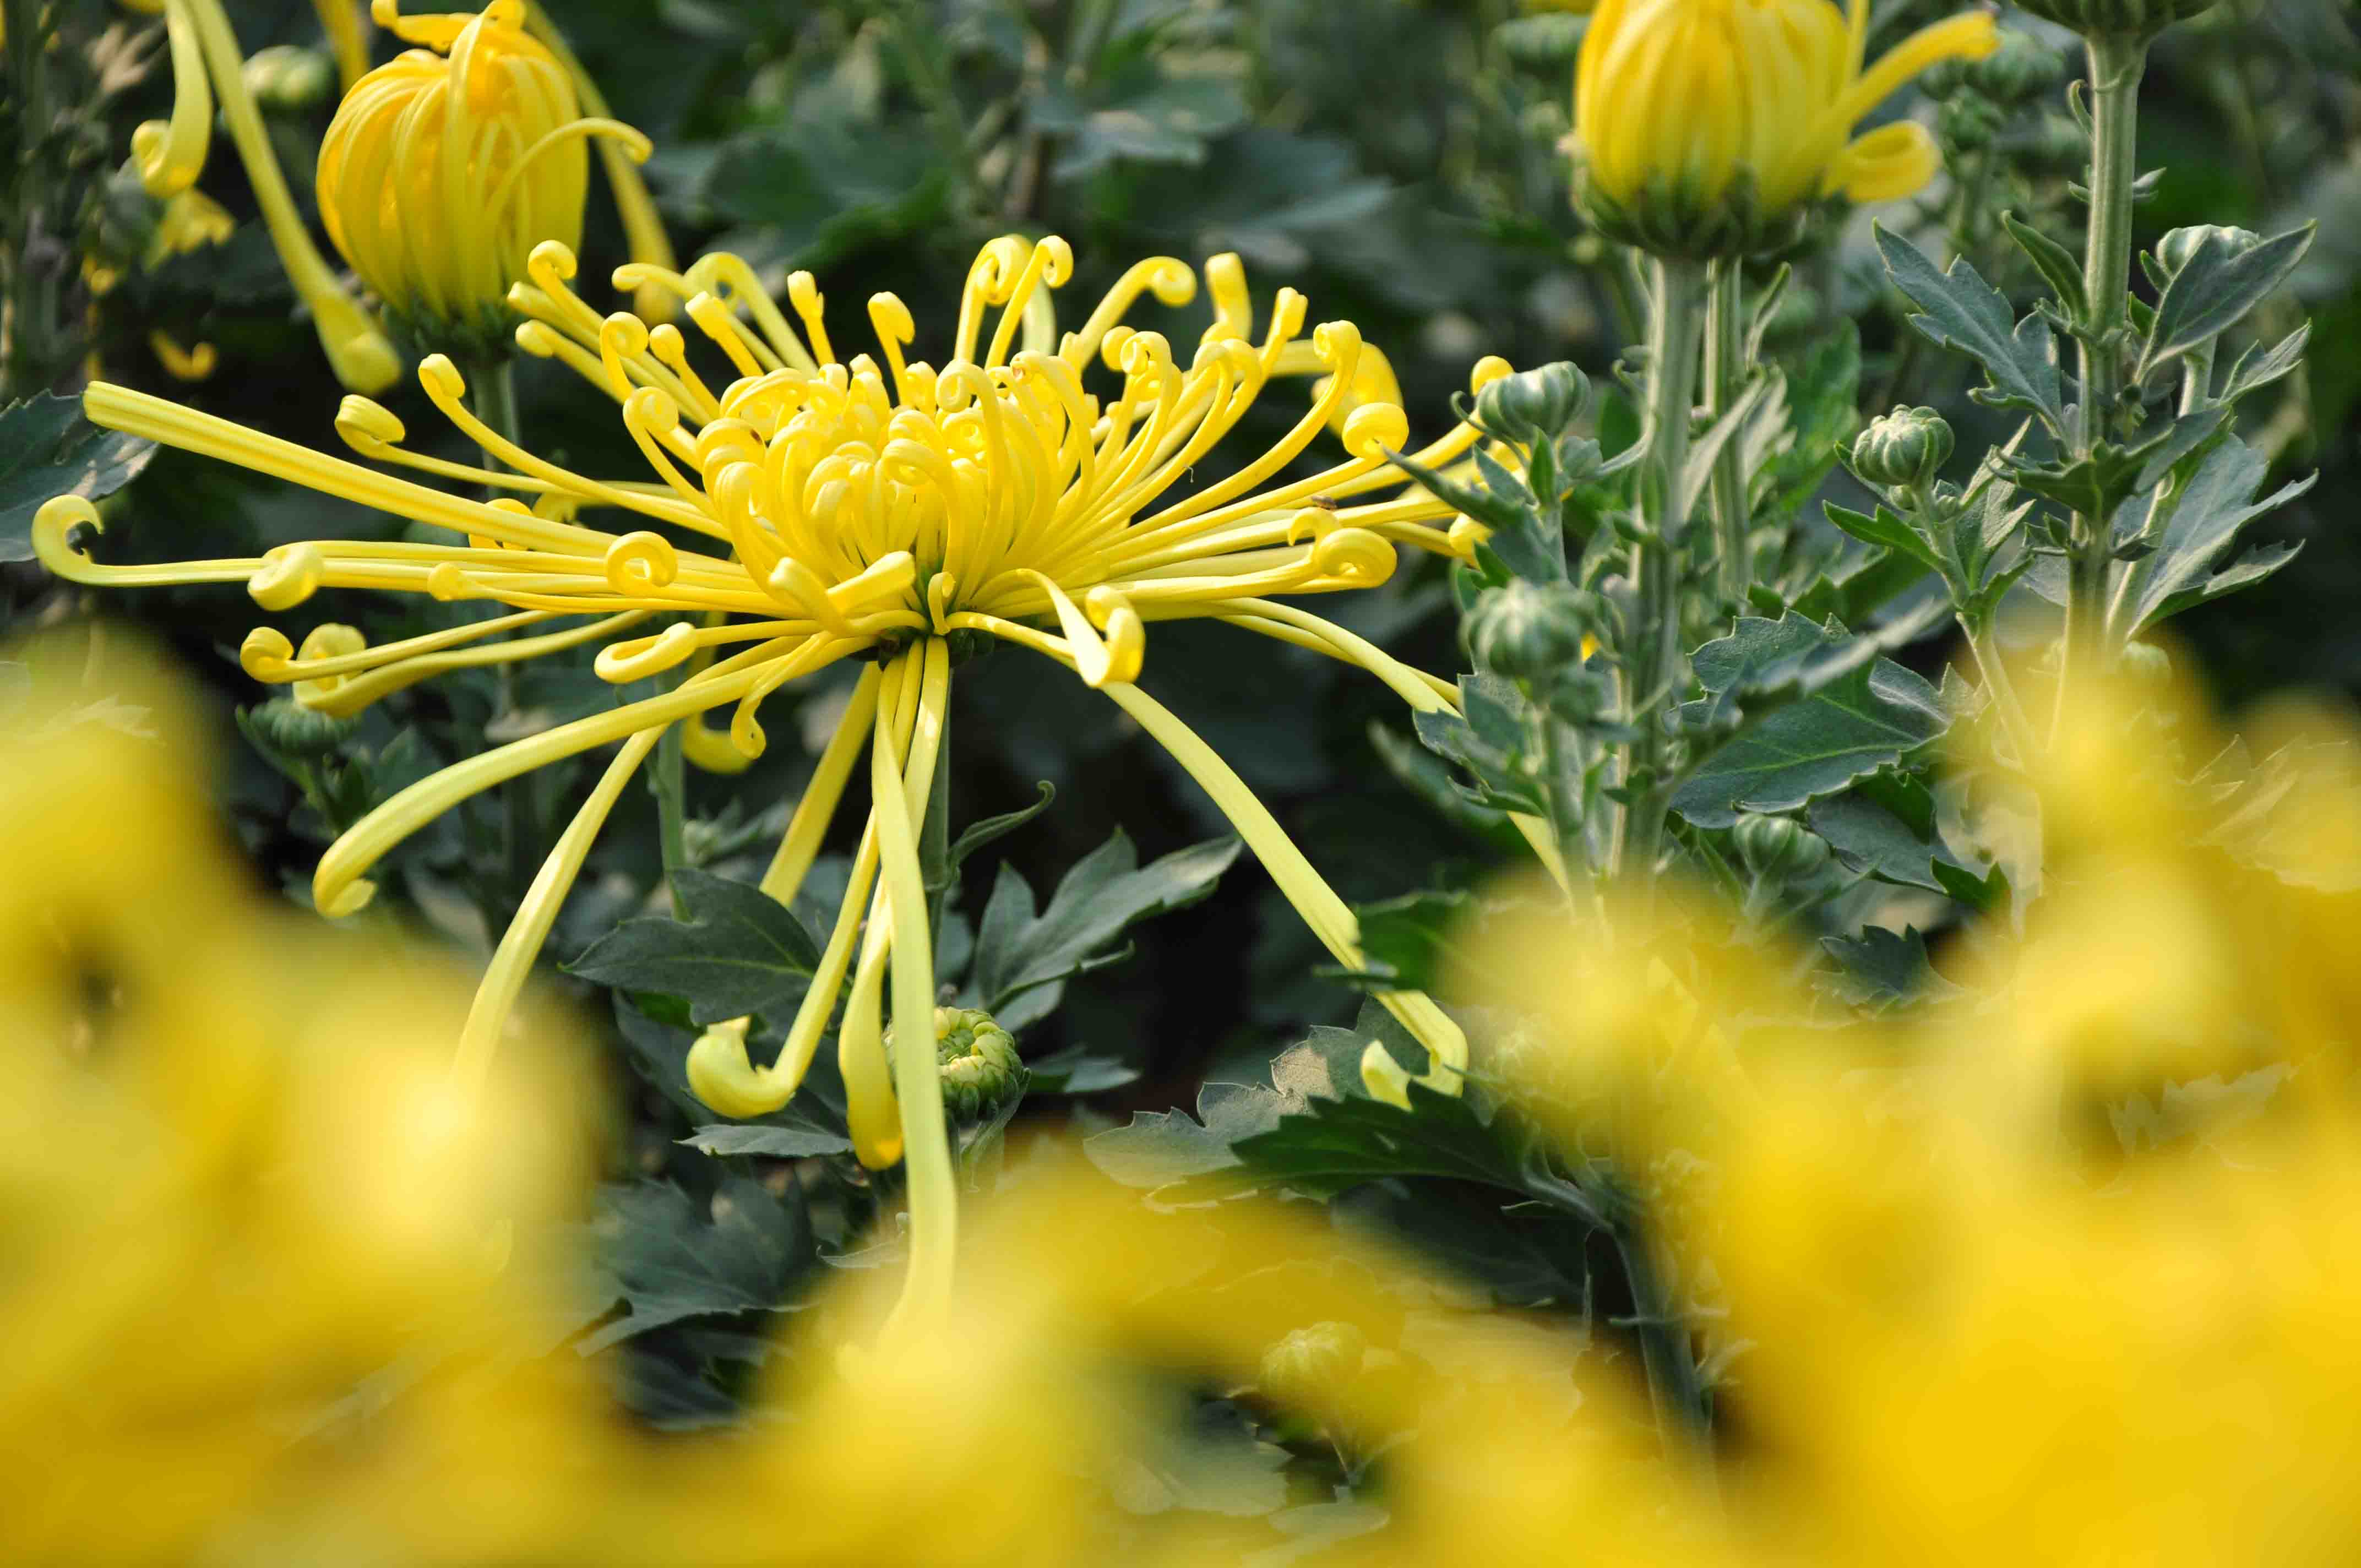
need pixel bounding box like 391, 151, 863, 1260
38, 235, 1498, 1336
120, 0, 400, 391
1573, 0, 1998, 257
316, 2, 660, 354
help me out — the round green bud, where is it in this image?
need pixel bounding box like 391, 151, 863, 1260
245, 696, 358, 759
2006, 0, 2215, 40
1733, 813, 1831, 881
1972, 31, 2066, 102
1467, 581, 1590, 683
1473, 362, 1590, 445
1938, 95, 2007, 155
2119, 641, 2173, 683
2156, 225, 2262, 280
243, 45, 336, 113
887, 1006, 1027, 1123
1851, 405, 1955, 491
1259, 1320, 1367, 1412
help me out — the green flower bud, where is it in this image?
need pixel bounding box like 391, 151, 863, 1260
1473, 362, 1590, 445
243, 45, 336, 113
1467, 581, 1590, 683
243, 696, 358, 759
1259, 1320, 1367, 1411
886, 1006, 1027, 1123
2120, 641, 2173, 683
2156, 225, 2262, 280
1733, 813, 1831, 881
2006, 0, 2214, 40
1938, 95, 2006, 155
1971, 31, 2065, 102
1851, 405, 1955, 491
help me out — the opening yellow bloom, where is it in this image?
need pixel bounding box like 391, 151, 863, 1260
318, 1, 655, 356
40, 234, 1501, 1334
1574, 0, 1998, 255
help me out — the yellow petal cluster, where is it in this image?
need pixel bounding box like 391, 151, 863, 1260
317, 0, 655, 355
1573, 0, 1998, 256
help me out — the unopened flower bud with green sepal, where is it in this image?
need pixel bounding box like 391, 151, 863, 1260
1733, 813, 1831, 881
2008, 0, 2215, 41
1473, 362, 1590, 447
1259, 1320, 1369, 1413
1468, 581, 1591, 683
2155, 225, 2262, 280
243, 695, 360, 759
1973, 31, 2068, 103
1851, 405, 1954, 492
243, 46, 336, 113
886, 1007, 1028, 1123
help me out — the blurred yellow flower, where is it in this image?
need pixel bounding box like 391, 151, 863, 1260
317, 1, 657, 356
1573, 0, 1998, 255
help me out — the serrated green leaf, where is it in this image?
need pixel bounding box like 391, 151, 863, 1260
568, 868, 823, 1027
1873, 225, 2064, 431
1819, 925, 1961, 1011
2001, 210, 2087, 320
966, 830, 1238, 1032
1673, 614, 1949, 829
2114, 437, 2315, 635
1, 394, 156, 562
1824, 501, 1943, 573
1412, 673, 1546, 816
577, 1178, 812, 1353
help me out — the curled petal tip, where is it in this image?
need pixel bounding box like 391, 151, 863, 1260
1361, 1041, 1415, 1110
318, 875, 377, 918
687, 1019, 793, 1118
249, 542, 326, 611
1342, 402, 1410, 460
240, 627, 298, 681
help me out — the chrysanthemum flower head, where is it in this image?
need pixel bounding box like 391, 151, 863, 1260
40, 232, 1505, 1334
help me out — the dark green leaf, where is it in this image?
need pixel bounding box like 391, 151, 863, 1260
1, 394, 155, 562
568, 868, 824, 1028
1809, 791, 1954, 894
2117, 437, 2315, 634
577, 1178, 812, 1352
1674, 614, 1949, 828
1413, 674, 1546, 816
2002, 210, 2087, 319
1025, 1046, 1143, 1096
1819, 925, 1961, 1011
1824, 501, 1942, 574
966, 831, 1239, 1031
948, 781, 1056, 871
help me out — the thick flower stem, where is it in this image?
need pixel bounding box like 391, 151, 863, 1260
2059, 31, 2148, 707
1617, 259, 1706, 888
1703, 260, 1751, 610
465, 357, 536, 921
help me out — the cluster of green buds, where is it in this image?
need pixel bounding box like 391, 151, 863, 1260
1472, 361, 1589, 450
244, 695, 361, 759
1923, 29, 2070, 157
885, 1007, 1027, 1124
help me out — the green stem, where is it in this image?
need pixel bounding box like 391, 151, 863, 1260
1613, 1218, 1714, 1463
2058, 32, 2148, 707
654, 688, 688, 877
1615, 259, 1706, 888
1702, 260, 1750, 609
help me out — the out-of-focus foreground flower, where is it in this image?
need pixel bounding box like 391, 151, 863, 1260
1482, 665, 2361, 1563
1571, 0, 1998, 256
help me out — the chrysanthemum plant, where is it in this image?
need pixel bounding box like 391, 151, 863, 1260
1089, 0, 2326, 1462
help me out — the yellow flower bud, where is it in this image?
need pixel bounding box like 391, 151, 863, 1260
1572, 0, 1998, 259
315, 1, 652, 357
